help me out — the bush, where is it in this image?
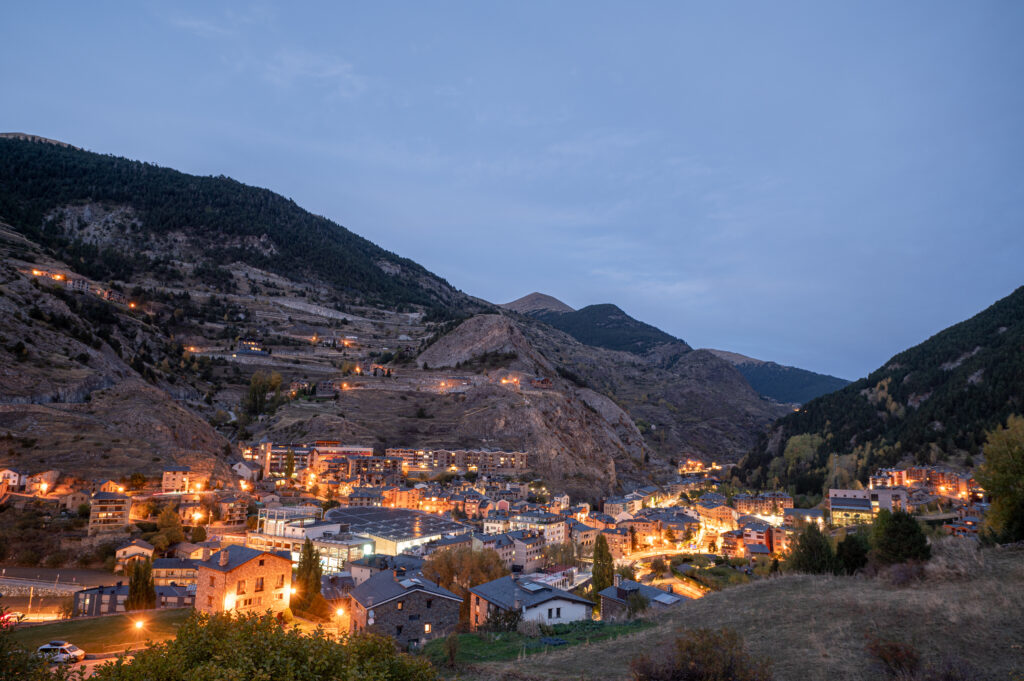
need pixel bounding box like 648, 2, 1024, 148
631, 628, 772, 681
865, 635, 920, 677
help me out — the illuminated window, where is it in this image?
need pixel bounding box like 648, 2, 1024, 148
424, 623, 432, 634
396, 601, 403, 610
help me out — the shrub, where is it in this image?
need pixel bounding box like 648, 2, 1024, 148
865, 635, 920, 677
630, 628, 772, 681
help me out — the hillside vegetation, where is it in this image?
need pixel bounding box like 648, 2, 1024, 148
740, 286, 1024, 494
462, 542, 1024, 681
532, 304, 687, 355
734, 361, 850, 405
0, 137, 476, 313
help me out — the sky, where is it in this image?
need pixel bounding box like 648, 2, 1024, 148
3, 2, 1023, 380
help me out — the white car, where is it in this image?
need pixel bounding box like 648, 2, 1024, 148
36, 641, 86, 663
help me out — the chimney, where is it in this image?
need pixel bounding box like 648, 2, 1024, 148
219, 549, 230, 567
613, 573, 621, 587
394, 566, 406, 578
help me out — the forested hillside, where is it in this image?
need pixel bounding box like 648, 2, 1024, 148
733, 361, 849, 405
0, 136, 476, 313
532, 303, 688, 355
739, 286, 1024, 495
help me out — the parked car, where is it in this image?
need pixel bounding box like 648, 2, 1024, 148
36, 641, 85, 663
0, 611, 24, 628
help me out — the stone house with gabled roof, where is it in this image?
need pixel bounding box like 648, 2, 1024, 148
598, 575, 682, 621
348, 568, 461, 649
195, 545, 292, 616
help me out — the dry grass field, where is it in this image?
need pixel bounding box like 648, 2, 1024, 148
458, 540, 1024, 681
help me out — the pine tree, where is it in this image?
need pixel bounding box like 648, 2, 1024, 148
125, 559, 156, 611
835, 532, 870, 574
787, 523, 835, 574
592, 534, 614, 600
285, 450, 295, 479
293, 537, 322, 610
870, 510, 931, 565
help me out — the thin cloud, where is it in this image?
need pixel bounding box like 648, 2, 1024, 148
263, 49, 366, 98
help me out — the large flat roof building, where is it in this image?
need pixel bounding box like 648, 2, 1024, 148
325, 506, 471, 555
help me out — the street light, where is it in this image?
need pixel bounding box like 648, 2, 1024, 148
134, 620, 144, 630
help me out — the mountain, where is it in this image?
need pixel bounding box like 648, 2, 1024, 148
0, 135, 482, 315
528, 303, 689, 355
739, 286, 1024, 496
705, 349, 850, 404
0, 136, 783, 494
500, 292, 574, 315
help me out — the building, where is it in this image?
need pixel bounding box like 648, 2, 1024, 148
598, 576, 682, 621
509, 512, 568, 546
733, 492, 794, 515
347, 569, 461, 649
472, 533, 516, 570
349, 555, 426, 586
217, 495, 249, 526
73, 584, 193, 617
88, 492, 131, 535
247, 508, 372, 573
783, 508, 825, 528
509, 531, 546, 573
468, 575, 593, 630
152, 558, 199, 586
195, 546, 292, 615
829, 497, 874, 527
325, 506, 471, 556
115, 539, 154, 573
162, 466, 191, 493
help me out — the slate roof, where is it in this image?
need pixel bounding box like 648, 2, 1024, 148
152, 558, 198, 571
349, 554, 425, 572
831, 498, 872, 511
349, 570, 460, 608
469, 575, 593, 611
91, 491, 129, 501
598, 579, 682, 607
118, 539, 154, 551
197, 545, 290, 573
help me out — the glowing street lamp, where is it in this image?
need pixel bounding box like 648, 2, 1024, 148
134, 620, 144, 630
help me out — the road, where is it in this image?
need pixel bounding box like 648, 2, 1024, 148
0, 577, 83, 594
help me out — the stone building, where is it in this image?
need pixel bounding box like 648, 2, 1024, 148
195, 545, 292, 616
348, 569, 461, 650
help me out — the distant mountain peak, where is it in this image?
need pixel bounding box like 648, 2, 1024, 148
501, 292, 575, 315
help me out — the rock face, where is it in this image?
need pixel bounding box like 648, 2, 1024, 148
0, 246, 232, 480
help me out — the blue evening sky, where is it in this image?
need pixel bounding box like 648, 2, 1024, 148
3, 2, 1023, 379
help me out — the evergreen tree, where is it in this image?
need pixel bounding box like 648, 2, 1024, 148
870, 510, 931, 565
125, 559, 156, 611
191, 525, 207, 543
628, 526, 638, 553
787, 523, 835, 574
285, 450, 295, 480
592, 534, 614, 600
293, 537, 322, 610
835, 532, 870, 575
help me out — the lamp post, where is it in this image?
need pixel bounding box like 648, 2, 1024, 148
335, 607, 344, 638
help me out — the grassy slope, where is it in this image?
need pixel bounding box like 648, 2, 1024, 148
460, 544, 1024, 681
11, 608, 189, 654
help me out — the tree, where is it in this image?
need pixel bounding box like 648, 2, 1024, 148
77, 503, 91, 518
626, 591, 649, 618
125, 559, 155, 611
835, 532, 870, 575
285, 450, 295, 480
293, 538, 322, 611
870, 510, 930, 565
629, 526, 638, 553
649, 557, 667, 576
191, 525, 207, 543
592, 534, 614, 600
89, 611, 438, 681
156, 506, 185, 546
976, 414, 1024, 542
787, 523, 836, 574
421, 548, 508, 626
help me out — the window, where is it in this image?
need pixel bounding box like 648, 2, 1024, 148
556, 607, 561, 618
254, 577, 264, 592
207, 596, 213, 607
424, 623, 432, 634
276, 574, 285, 589
396, 625, 403, 636
237, 580, 246, 595
258, 559, 265, 566
209, 576, 215, 587
547, 608, 553, 619
426, 599, 432, 609
396, 600, 403, 610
